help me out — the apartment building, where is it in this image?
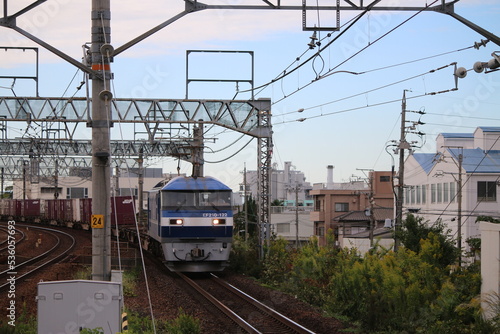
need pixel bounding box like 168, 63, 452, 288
309, 168, 394, 246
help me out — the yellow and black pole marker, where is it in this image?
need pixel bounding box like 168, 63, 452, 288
121, 312, 128, 332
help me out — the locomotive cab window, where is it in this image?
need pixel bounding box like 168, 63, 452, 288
162, 190, 232, 210
199, 191, 231, 208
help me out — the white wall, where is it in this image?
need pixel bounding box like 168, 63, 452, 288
480, 221, 500, 320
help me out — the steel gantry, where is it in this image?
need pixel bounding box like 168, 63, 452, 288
0, 96, 271, 177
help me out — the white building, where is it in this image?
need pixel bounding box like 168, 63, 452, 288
243, 161, 313, 206
404, 127, 500, 251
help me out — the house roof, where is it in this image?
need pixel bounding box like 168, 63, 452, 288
448, 148, 500, 173
440, 133, 474, 139
412, 149, 500, 175
477, 127, 500, 133
333, 207, 394, 222
413, 153, 438, 174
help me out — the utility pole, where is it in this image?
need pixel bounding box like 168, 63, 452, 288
137, 150, 144, 226
114, 166, 120, 196
286, 181, 302, 248
54, 160, 59, 199
192, 122, 204, 178
394, 91, 408, 252
368, 174, 375, 248
440, 146, 464, 266
22, 160, 27, 200
243, 163, 249, 242
457, 152, 463, 266
91, 0, 112, 282
393, 90, 425, 252
295, 183, 300, 248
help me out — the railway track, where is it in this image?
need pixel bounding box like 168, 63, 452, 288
0, 223, 76, 291
0, 225, 26, 252
177, 272, 316, 334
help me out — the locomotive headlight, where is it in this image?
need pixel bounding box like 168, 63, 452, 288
170, 219, 183, 225
212, 218, 226, 225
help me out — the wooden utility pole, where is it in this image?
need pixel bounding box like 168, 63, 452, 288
91, 0, 112, 281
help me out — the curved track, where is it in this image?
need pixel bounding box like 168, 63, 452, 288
177, 272, 316, 334
0, 226, 26, 252
0, 223, 76, 290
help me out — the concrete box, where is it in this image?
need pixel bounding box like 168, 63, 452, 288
37, 280, 122, 334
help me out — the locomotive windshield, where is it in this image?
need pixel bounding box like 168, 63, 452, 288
162, 190, 232, 211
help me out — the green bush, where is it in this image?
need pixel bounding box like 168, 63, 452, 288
229, 215, 500, 332
164, 308, 201, 334
229, 234, 262, 277
261, 237, 292, 286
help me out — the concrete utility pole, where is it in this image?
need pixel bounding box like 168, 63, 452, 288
54, 160, 59, 199
457, 152, 463, 266
294, 183, 300, 248
368, 175, 376, 248
192, 123, 204, 178
91, 0, 112, 281
137, 150, 144, 226
243, 163, 249, 242
394, 91, 408, 252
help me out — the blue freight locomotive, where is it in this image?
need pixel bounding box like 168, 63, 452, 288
147, 176, 233, 272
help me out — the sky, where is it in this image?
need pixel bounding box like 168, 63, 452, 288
0, 0, 499, 191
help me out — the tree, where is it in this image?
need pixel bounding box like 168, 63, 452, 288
395, 214, 459, 267
233, 194, 258, 239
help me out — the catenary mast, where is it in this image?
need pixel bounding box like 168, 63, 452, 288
91, 0, 112, 281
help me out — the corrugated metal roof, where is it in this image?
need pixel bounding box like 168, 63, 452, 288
413, 153, 438, 174
440, 133, 474, 138
478, 127, 500, 133
448, 148, 500, 173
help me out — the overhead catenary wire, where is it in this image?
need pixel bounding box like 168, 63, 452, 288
268, 0, 441, 105
236, 6, 371, 97
275, 61, 456, 125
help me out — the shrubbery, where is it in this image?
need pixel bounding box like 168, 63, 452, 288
230, 214, 500, 333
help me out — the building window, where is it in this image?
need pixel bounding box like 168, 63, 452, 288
431, 184, 436, 203
421, 184, 426, 204
416, 185, 421, 204
119, 188, 138, 197
67, 187, 88, 199
315, 222, 325, 236
477, 181, 497, 202
335, 203, 349, 212
449, 182, 455, 203
437, 183, 443, 203
314, 199, 323, 211
41, 187, 62, 194
380, 175, 391, 182
443, 183, 449, 203
276, 223, 290, 233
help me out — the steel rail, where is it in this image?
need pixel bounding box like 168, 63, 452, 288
176, 271, 261, 334
0, 226, 26, 252
0, 224, 76, 290
210, 273, 316, 334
